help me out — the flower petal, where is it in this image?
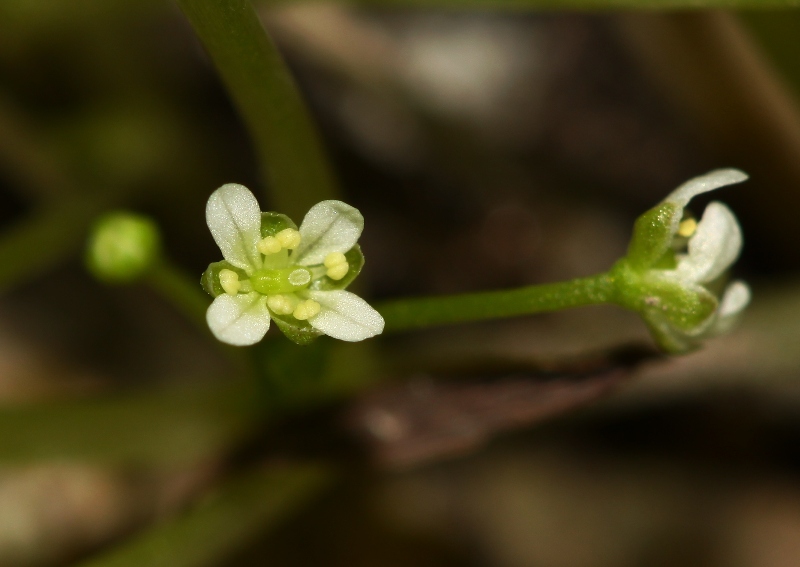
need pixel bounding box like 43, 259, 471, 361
718, 280, 751, 318
664, 169, 748, 208
306, 290, 384, 341
711, 280, 751, 335
206, 184, 263, 272
675, 202, 742, 283
206, 292, 270, 346
294, 201, 364, 266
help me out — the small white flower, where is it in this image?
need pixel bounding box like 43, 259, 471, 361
202, 184, 384, 346
635, 169, 751, 351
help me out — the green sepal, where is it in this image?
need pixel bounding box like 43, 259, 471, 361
310, 245, 365, 291
650, 250, 678, 271
260, 212, 297, 238
625, 203, 679, 271
638, 278, 718, 332
642, 315, 698, 355
270, 312, 323, 345
201, 261, 247, 297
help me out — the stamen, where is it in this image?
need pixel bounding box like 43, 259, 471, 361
257, 236, 282, 255
267, 294, 296, 315
678, 218, 697, 238
288, 268, 311, 286
324, 252, 349, 280
218, 269, 241, 295
293, 299, 321, 321
276, 228, 301, 250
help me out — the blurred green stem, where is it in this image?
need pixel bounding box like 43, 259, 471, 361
377, 272, 615, 332
0, 198, 107, 294
146, 260, 211, 332
145, 259, 255, 370
0, 380, 261, 465
176, 0, 339, 219
79, 465, 333, 567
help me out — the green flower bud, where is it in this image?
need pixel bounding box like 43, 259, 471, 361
86, 212, 161, 283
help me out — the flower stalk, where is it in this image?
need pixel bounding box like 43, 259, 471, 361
377, 273, 616, 332
378, 169, 751, 353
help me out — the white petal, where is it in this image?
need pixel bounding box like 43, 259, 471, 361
718, 280, 751, 318
675, 202, 742, 283
206, 292, 271, 346
708, 280, 751, 336
294, 201, 364, 266
206, 184, 263, 272
665, 169, 748, 208
306, 290, 384, 341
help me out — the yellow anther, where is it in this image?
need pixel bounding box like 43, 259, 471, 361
267, 294, 296, 315
324, 252, 347, 268
257, 236, 282, 255
276, 228, 301, 250
327, 263, 349, 280
678, 218, 697, 238
293, 299, 321, 321
324, 252, 349, 280
218, 269, 241, 295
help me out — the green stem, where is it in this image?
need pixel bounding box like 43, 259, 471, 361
145, 260, 254, 370
146, 260, 211, 332
175, 0, 339, 219
0, 380, 260, 465
0, 198, 108, 294
78, 465, 333, 567
377, 272, 616, 332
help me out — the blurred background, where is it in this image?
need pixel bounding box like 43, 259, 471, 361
2, 1, 800, 565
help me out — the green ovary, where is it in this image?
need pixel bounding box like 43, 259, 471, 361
250, 267, 312, 294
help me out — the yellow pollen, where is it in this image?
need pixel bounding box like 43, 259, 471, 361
276, 228, 301, 250
267, 294, 296, 315
678, 218, 697, 238
324, 252, 349, 280
257, 236, 282, 255
218, 269, 241, 295
293, 299, 321, 321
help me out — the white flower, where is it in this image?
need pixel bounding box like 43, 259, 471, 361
202, 184, 384, 346
633, 169, 751, 351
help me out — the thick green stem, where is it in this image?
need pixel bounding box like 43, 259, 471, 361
176, 0, 339, 219
377, 272, 616, 332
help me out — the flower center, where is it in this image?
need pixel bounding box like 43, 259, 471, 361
250, 267, 312, 295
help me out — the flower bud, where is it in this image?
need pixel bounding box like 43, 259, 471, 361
86, 212, 161, 283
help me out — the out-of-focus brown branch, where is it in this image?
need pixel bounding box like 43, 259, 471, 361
340, 346, 656, 468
